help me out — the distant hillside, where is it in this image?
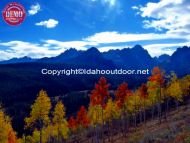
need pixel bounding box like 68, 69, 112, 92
0, 56, 36, 64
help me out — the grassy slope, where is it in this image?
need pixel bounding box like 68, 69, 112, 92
107, 104, 190, 143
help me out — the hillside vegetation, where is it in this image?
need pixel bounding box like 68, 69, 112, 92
0, 67, 190, 143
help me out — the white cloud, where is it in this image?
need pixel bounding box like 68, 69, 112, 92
28, 3, 41, 15
134, 0, 190, 36
143, 42, 190, 57
98, 45, 129, 52
91, 0, 117, 7
98, 42, 190, 57
84, 31, 184, 44
131, 6, 139, 10
104, 0, 116, 7
44, 40, 98, 50
0, 40, 98, 61
0, 41, 62, 60
35, 19, 59, 28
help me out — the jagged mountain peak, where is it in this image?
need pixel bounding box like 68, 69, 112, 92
86, 47, 100, 54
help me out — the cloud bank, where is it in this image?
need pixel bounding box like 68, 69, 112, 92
133, 0, 190, 36
0, 31, 190, 61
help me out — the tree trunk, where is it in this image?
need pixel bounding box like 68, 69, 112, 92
24, 134, 26, 143
121, 114, 125, 137
134, 114, 137, 131
176, 100, 179, 112
125, 112, 129, 134
139, 110, 142, 124
108, 122, 111, 142
123, 107, 128, 137
40, 127, 42, 143
39, 120, 43, 143
151, 105, 154, 120
144, 109, 146, 124
101, 109, 105, 143
157, 103, 161, 124
95, 126, 98, 143
167, 98, 169, 112
164, 98, 170, 121
159, 86, 162, 124
143, 99, 146, 124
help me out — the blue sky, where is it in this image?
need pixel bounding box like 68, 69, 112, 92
0, 0, 190, 60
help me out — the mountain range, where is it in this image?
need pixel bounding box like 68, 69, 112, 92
0, 45, 190, 75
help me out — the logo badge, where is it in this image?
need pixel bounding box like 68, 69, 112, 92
2, 2, 26, 26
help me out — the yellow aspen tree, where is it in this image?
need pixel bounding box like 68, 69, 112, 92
52, 101, 69, 141
139, 83, 148, 124
25, 90, 51, 143
180, 75, 190, 97
147, 80, 159, 120
88, 105, 103, 126
126, 90, 141, 129
0, 107, 17, 143
166, 72, 183, 110
104, 99, 120, 122
147, 67, 165, 123
104, 99, 120, 142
